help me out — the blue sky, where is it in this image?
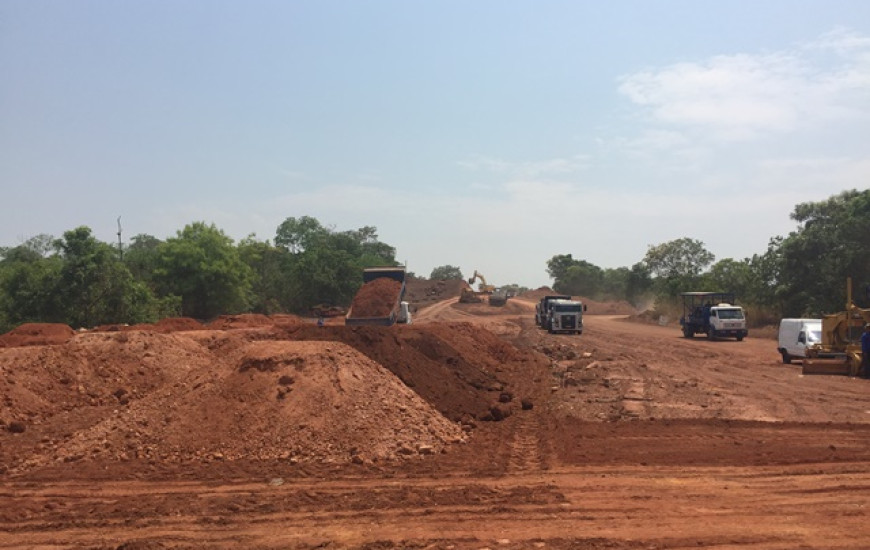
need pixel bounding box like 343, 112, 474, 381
2, 1, 869, 288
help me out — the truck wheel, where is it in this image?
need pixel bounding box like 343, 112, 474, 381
736, 335, 744, 342
781, 352, 792, 364
682, 326, 693, 338
706, 329, 715, 341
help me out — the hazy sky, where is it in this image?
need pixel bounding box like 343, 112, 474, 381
2, 1, 869, 287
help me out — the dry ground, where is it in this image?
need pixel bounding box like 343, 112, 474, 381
2, 290, 870, 549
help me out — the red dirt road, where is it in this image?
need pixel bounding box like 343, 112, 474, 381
2, 295, 870, 549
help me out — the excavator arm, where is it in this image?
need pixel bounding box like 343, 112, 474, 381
467, 270, 495, 294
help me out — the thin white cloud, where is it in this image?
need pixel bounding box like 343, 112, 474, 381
618, 28, 870, 141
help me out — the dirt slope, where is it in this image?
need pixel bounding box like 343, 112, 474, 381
2, 294, 870, 549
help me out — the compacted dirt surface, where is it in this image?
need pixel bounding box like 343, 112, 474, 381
2, 286, 870, 549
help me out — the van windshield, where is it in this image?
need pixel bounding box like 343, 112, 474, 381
717, 308, 745, 320
808, 330, 821, 343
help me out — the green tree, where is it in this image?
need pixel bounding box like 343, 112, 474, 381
274, 217, 398, 310
704, 258, 753, 297
349, 225, 396, 266
643, 238, 715, 297
546, 254, 577, 283
547, 254, 634, 300
625, 262, 653, 306
745, 237, 784, 309
238, 235, 296, 314
54, 227, 165, 328
600, 267, 630, 300
0, 234, 56, 261
153, 222, 253, 320
0, 244, 63, 331
430, 265, 464, 280
778, 189, 870, 315
123, 233, 163, 284
555, 260, 603, 297
275, 216, 328, 253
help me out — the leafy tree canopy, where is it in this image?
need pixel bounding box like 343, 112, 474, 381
153, 222, 253, 320
430, 265, 464, 280
275, 216, 327, 253
779, 189, 870, 314
643, 238, 715, 280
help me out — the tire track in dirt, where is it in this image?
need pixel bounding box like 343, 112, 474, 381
506, 412, 544, 473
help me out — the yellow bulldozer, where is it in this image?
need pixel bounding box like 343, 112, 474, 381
803, 278, 870, 376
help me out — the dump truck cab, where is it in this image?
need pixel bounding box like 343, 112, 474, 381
536, 294, 571, 327
546, 299, 586, 335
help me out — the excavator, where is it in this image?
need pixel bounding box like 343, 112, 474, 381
459, 270, 496, 303
803, 277, 870, 376
467, 270, 496, 294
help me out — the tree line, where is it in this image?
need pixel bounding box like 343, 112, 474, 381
541, 189, 870, 322
0, 216, 398, 332
1, 190, 867, 333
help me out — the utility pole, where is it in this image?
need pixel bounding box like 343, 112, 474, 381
117, 216, 123, 261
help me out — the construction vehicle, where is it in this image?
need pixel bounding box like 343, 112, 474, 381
467, 270, 496, 294
345, 266, 411, 326
459, 282, 483, 303
804, 278, 870, 376
679, 292, 748, 341
488, 288, 509, 307
536, 294, 571, 328
777, 319, 823, 364
545, 298, 586, 335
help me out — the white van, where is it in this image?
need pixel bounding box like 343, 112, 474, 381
777, 318, 822, 364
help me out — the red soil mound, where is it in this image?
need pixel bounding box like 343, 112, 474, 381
0, 323, 75, 348
277, 322, 536, 422
350, 278, 402, 318
153, 317, 205, 332
268, 313, 305, 327
1, 320, 540, 472
94, 317, 205, 334
207, 313, 273, 329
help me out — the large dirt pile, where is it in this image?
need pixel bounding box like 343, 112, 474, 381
275, 323, 530, 422
350, 278, 403, 317
0, 318, 535, 474
0, 323, 75, 347
35, 339, 464, 467
207, 313, 275, 330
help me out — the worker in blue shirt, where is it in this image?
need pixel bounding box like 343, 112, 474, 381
861, 323, 870, 378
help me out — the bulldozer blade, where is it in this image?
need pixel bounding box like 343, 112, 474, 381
802, 359, 852, 376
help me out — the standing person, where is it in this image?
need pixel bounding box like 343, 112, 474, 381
861, 323, 870, 378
